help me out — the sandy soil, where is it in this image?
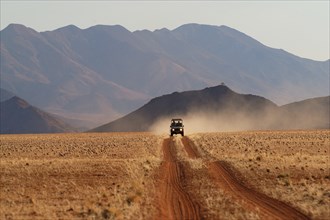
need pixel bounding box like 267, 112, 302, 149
1, 130, 329, 219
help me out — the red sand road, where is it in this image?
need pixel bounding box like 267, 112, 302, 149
157, 138, 201, 220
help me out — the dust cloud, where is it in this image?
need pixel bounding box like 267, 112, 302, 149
149, 100, 329, 135
149, 110, 273, 135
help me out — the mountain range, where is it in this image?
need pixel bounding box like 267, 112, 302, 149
91, 85, 329, 133
1, 23, 329, 128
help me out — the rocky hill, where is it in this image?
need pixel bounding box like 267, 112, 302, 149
91, 85, 278, 132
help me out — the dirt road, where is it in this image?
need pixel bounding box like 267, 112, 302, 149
156, 136, 310, 219
157, 138, 201, 220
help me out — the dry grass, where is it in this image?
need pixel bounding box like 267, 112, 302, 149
189, 130, 330, 219
1, 130, 329, 219
0, 133, 162, 220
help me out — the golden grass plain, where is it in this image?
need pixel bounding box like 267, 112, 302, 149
189, 130, 330, 219
0, 130, 329, 219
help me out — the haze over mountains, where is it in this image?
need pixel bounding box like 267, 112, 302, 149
92, 85, 329, 133
1, 84, 328, 134
1, 23, 329, 128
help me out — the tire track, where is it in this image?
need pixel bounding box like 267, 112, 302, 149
208, 161, 310, 220
181, 137, 200, 158
157, 138, 201, 220
181, 137, 310, 220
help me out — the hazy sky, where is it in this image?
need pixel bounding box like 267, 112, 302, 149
1, 1, 329, 61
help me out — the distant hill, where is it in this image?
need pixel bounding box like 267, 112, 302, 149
91, 85, 329, 133
278, 96, 330, 129
90, 85, 278, 132
1, 23, 329, 128
0, 96, 77, 134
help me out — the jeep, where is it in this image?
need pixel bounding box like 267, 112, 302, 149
170, 118, 184, 136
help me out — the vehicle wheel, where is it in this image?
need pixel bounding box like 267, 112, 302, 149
181, 132, 184, 136
170, 133, 173, 136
